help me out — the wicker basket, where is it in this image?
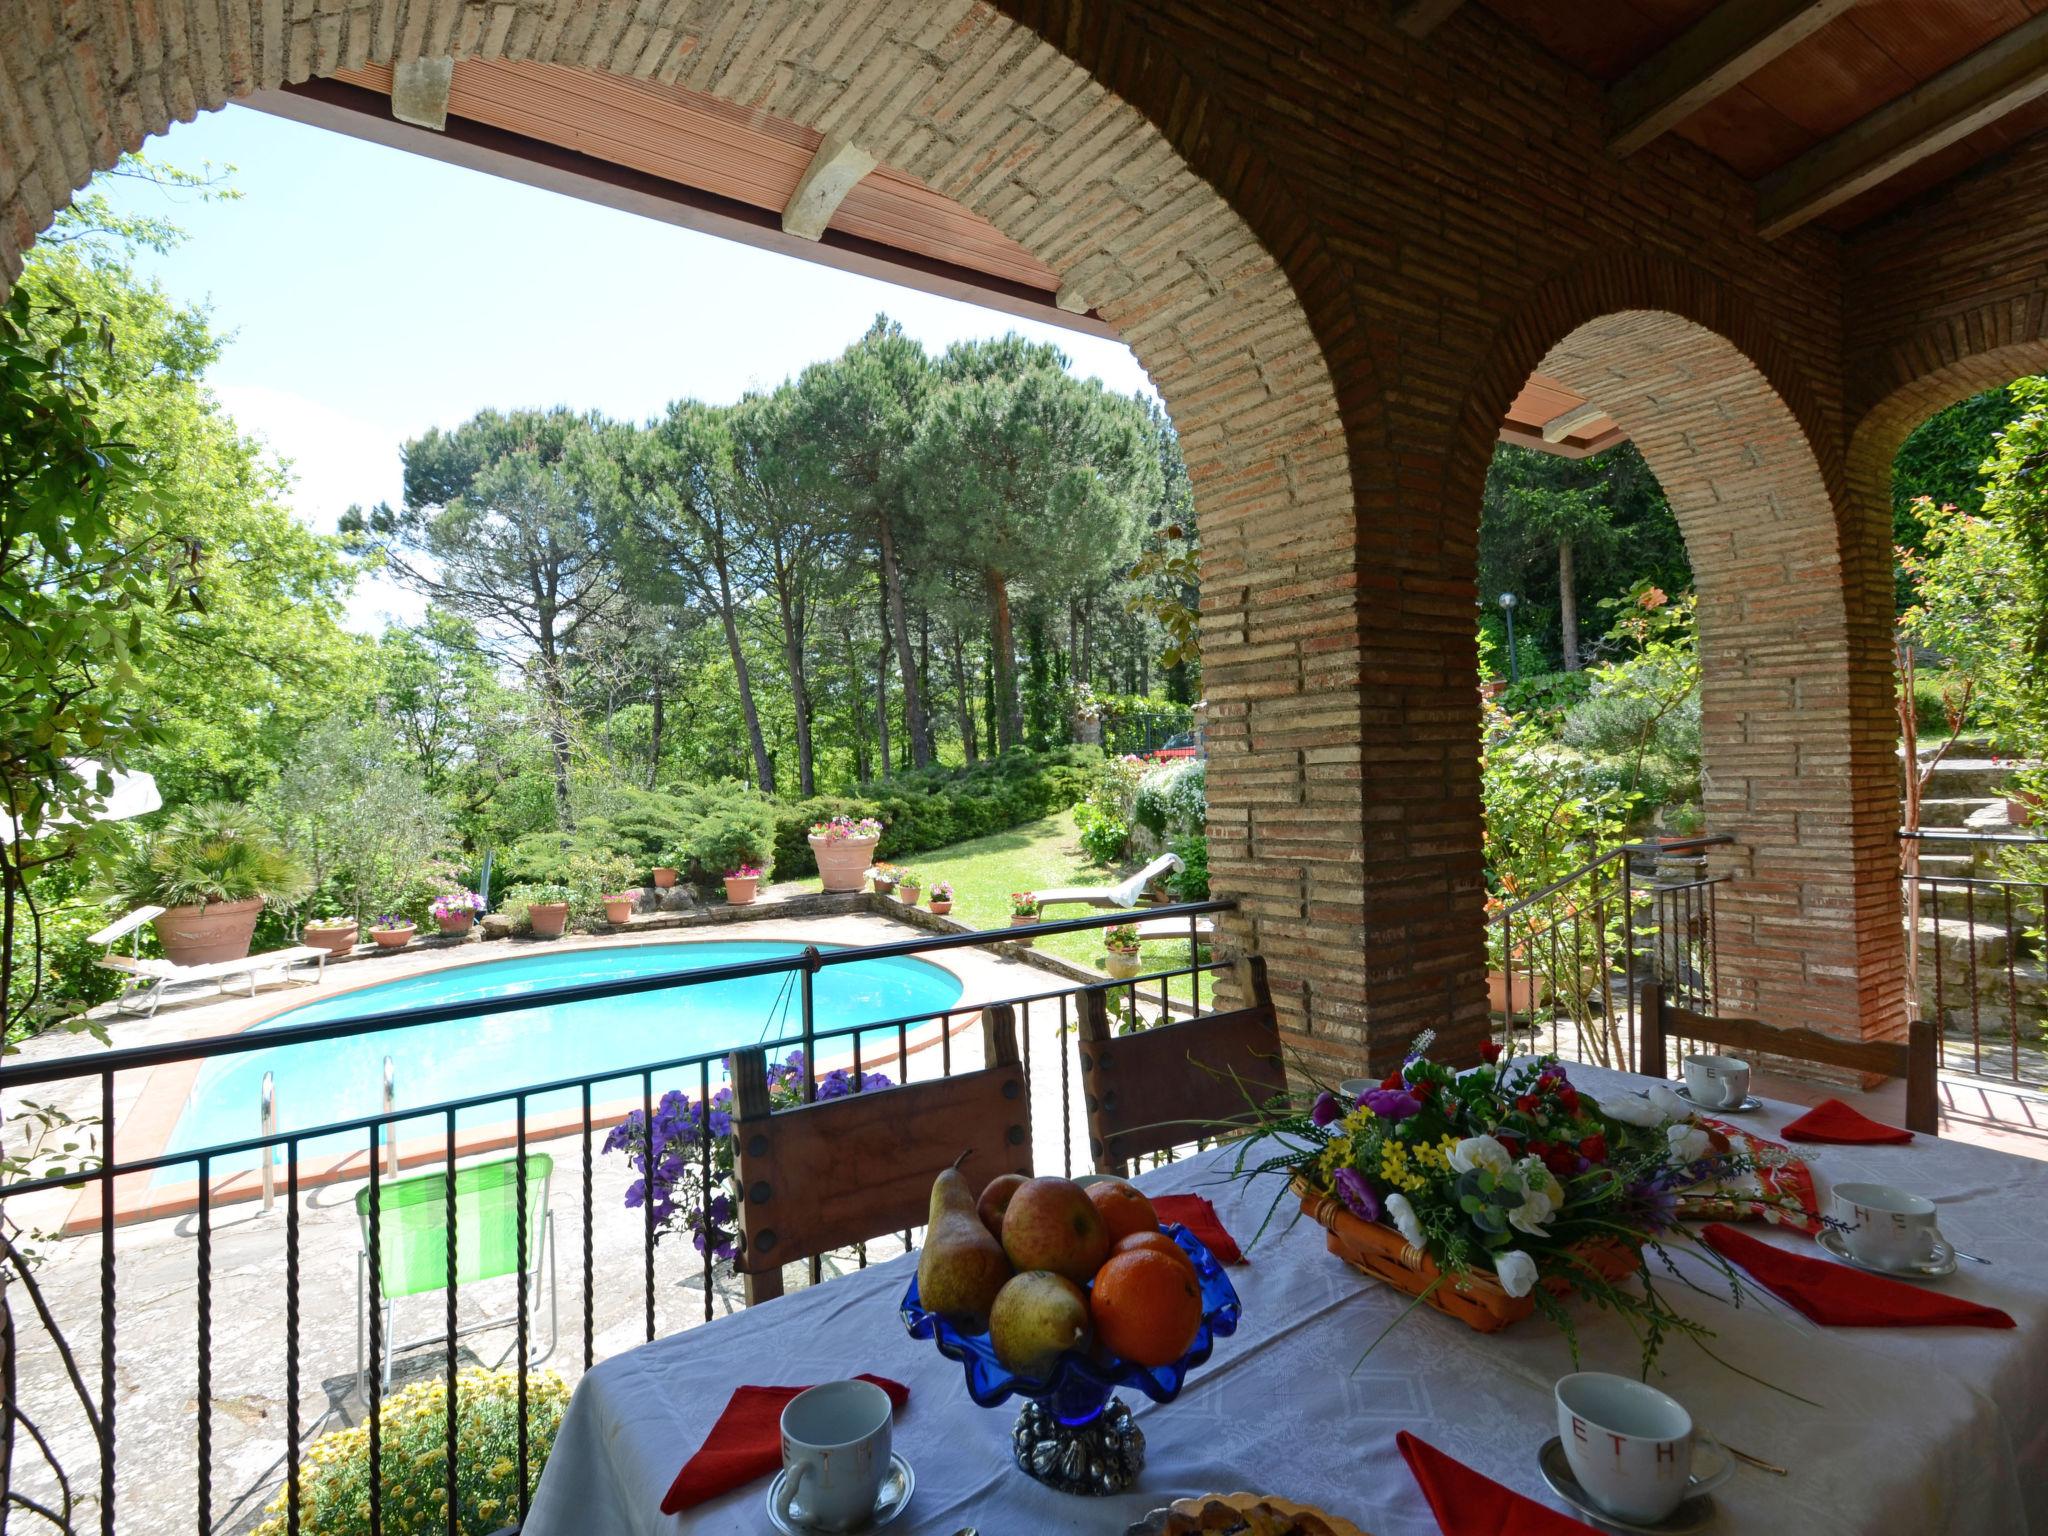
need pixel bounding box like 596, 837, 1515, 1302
1292, 1176, 1639, 1334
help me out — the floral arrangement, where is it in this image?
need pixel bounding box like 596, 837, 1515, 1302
605, 1050, 893, 1262
1009, 891, 1040, 918
1236, 1035, 1805, 1372
430, 890, 486, 922
254, 1368, 568, 1536
894, 868, 922, 888
929, 880, 954, 901
369, 913, 414, 932
726, 863, 763, 881
810, 815, 884, 843
1104, 922, 1141, 953
305, 913, 355, 928
505, 882, 570, 910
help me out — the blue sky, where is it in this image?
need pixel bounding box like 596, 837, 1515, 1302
98, 103, 1153, 628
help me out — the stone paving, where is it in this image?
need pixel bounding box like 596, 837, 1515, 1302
2, 908, 1130, 1533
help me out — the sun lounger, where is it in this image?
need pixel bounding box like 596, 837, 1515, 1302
1032, 851, 1185, 913
91, 906, 329, 1017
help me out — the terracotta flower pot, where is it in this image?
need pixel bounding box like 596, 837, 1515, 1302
929, 900, 952, 916
435, 911, 475, 937
370, 924, 415, 951
897, 884, 920, 906
527, 901, 570, 939
302, 920, 358, 957
723, 876, 759, 906
811, 835, 879, 893
152, 898, 263, 967
1104, 949, 1142, 979
652, 867, 679, 889
2007, 794, 2039, 828
1009, 912, 1037, 948
602, 896, 636, 924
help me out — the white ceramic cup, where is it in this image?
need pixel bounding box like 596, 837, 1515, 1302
1555, 1372, 1732, 1524
1834, 1181, 1944, 1271
775, 1379, 892, 1532
1338, 1078, 1374, 1102
1682, 1053, 1751, 1109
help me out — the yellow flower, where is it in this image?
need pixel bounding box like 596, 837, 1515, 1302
489, 1458, 515, 1481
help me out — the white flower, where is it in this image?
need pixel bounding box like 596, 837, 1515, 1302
1386, 1192, 1424, 1248
1647, 1082, 1689, 1121
1508, 1156, 1564, 1236
1494, 1249, 1539, 1298
1448, 1134, 1513, 1175
1596, 1092, 1663, 1128
1667, 1124, 1712, 1163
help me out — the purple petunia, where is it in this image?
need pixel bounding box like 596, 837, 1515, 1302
1333, 1167, 1383, 1222
1363, 1087, 1422, 1122
1310, 1090, 1342, 1127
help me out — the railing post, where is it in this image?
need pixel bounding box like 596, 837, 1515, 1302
799, 945, 820, 1103
260, 1071, 276, 1214
382, 1055, 398, 1176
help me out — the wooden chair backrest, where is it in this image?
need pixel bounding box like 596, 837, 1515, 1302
732, 1005, 1032, 1304
1075, 957, 1287, 1175
1641, 983, 1937, 1135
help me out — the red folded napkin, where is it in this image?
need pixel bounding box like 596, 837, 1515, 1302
660, 1373, 910, 1514
1779, 1098, 1913, 1145
1702, 1223, 2013, 1329
1397, 1430, 1602, 1535
1152, 1194, 1245, 1264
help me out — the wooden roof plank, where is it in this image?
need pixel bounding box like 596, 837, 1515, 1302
1393, 0, 1468, 40
1757, 7, 2048, 235
1610, 0, 1861, 154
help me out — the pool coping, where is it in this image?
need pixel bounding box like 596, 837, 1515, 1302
66, 931, 987, 1235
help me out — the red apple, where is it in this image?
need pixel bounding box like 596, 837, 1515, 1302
999, 1177, 1110, 1285
978, 1172, 1028, 1239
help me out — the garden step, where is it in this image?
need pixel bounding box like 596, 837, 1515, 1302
1916, 757, 2038, 798
1913, 796, 2009, 829
1909, 853, 1978, 880
1922, 959, 2048, 1033
1911, 916, 2012, 967
1913, 881, 2045, 922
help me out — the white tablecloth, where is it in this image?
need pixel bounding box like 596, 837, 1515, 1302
524, 1064, 2048, 1534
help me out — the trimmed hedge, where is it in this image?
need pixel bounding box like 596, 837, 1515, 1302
768, 747, 1100, 878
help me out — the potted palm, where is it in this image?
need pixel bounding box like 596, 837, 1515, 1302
895, 868, 922, 905
431, 890, 484, 936
114, 804, 310, 966
301, 914, 358, 956
1103, 922, 1143, 978
724, 863, 762, 906
509, 883, 572, 939
809, 815, 883, 892
928, 880, 954, 916
1009, 891, 1040, 947
369, 914, 416, 951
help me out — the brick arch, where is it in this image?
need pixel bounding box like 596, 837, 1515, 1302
1453, 256, 1905, 1044
1847, 334, 2048, 516
0, 0, 1368, 1055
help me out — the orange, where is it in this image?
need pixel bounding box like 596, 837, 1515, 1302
1089, 1249, 1203, 1367
1112, 1229, 1198, 1282
1087, 1180, 1160, 1247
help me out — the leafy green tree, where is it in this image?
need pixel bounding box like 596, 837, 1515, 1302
1890, 385, 2026, 554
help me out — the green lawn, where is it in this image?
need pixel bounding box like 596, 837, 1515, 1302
885, 809, 1206, 1010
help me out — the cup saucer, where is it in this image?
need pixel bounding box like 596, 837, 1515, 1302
766, 1453, 914, 1535
1536, 1438, 1716, 1533
1674, 1084, 1762, 1114
1816, 1224, 1958, 1280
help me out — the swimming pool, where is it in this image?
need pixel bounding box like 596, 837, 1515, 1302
149, 940, 965, 1185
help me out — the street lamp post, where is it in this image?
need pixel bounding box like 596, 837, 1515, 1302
1498, 592, 1519, 685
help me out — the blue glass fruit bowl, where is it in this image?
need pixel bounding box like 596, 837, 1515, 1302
901, 1222, 1240, 1492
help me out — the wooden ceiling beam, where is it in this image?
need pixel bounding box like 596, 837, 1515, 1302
1392, 0, 1465, 41
1539, 402, 1609, 443
1757, 11, 2048, 238
1609, 0, 1858, 156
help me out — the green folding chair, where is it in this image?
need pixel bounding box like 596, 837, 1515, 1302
355, 1154, 556, 1397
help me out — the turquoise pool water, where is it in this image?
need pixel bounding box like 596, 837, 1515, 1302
150, 941, 964, 1185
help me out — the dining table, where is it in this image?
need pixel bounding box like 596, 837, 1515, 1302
522, 1061, 2048, 1533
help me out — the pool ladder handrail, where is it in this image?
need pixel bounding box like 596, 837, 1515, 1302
259, 1070, 276, 1213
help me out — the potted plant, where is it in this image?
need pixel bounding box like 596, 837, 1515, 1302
1009, 891, 1039, 946
724, 863, 762, 906
113, 803, 310, 966
895, 868, 922, 905
1103, 922, 1142, 978
509, 883, 573, 939
928, 880, 954, 916
301, 914, 358, 956
651, 863, 680, 889
369, 914, 416, 951
431, 890, 485, 936
601, 891, 637, 924
809, 815, 883, 892
869, 861, 898, 896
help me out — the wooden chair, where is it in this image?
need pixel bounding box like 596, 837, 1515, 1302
1075, 957, 1288, 1176
1640, 983, 1938, 1135
731, 1005, 1032, 1304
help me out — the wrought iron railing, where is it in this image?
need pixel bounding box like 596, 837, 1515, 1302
1901, 827, 2047, 1085
0, 900, 1231, 1535
1490, 836, 1734, 1073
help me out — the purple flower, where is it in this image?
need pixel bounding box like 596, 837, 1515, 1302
1627, 1177, 1682, 1232
1332, 1167, 1382, 1222
1310, 1091, 1342, 1127
1363, 1088, 1422, 1121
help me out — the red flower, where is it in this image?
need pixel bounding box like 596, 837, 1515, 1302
1382, 1070, 1406, 1093
1577, 1134, 1608, 1163
1543, 1147, 1579, 1178
1516, 1094, 1540, 1114
1479, 1040, 1503, 1064
1528, 1140, 1552, 1157
1557, 1088, 1581, 1115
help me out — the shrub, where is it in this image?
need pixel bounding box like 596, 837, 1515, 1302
500, 882, 570, 922
112, 803, 310, 910
563, 851, 639, 920
1168, 831, 1209, 901
1133, 758, 1206, 840
252, 1368, 568, 1536
1074, 797, 1130, 864
685, 797, 778, 883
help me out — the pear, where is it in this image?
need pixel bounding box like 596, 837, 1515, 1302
917, 1151, 1013, 1332
989, 1271, 1091, 1380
